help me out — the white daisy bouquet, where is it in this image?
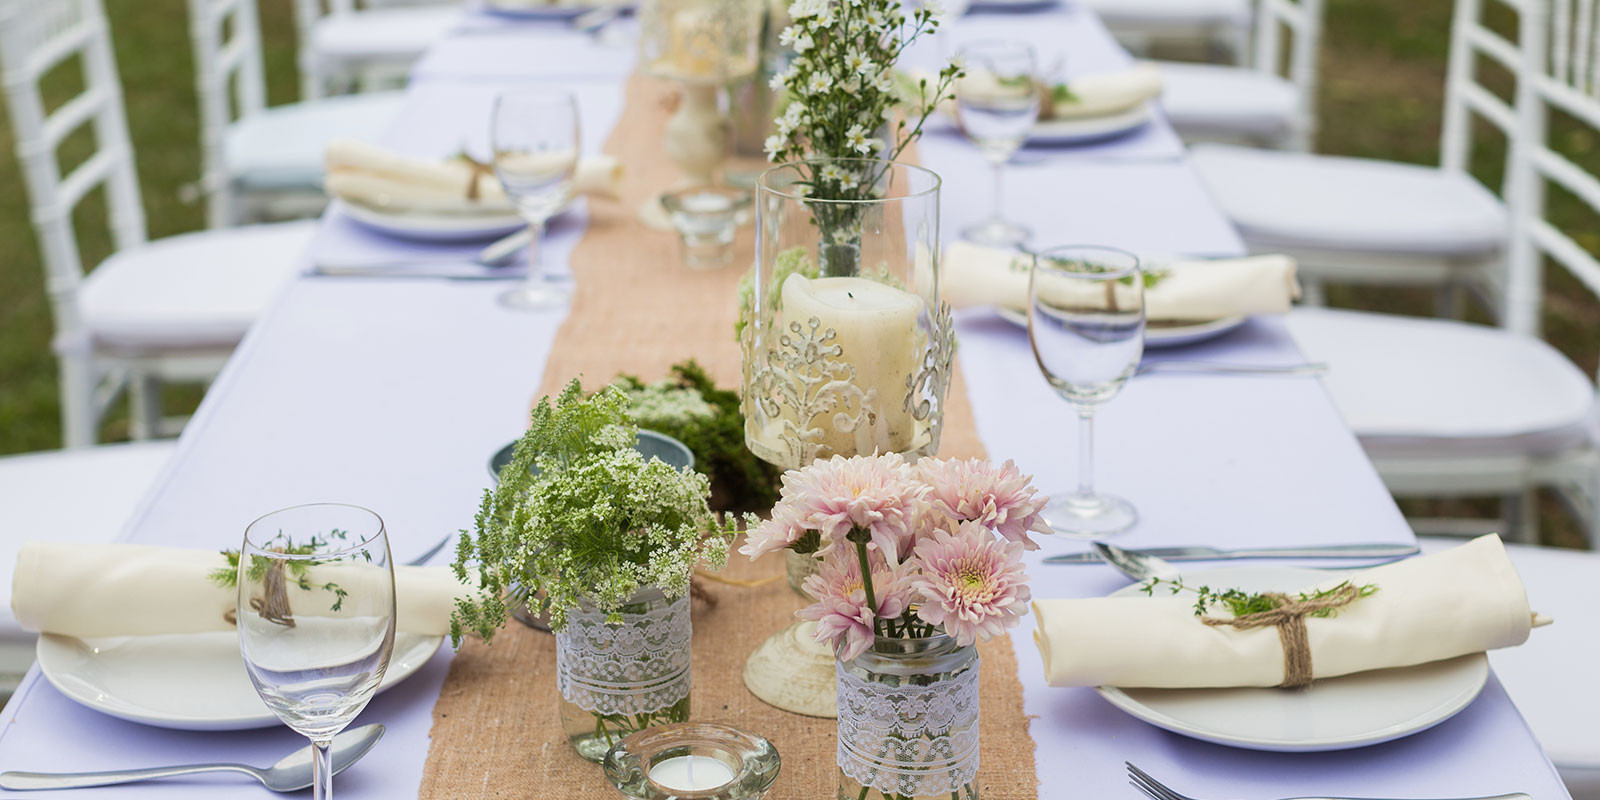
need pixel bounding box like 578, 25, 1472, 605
764, 0, 960, 201
741, 454, 1049, 659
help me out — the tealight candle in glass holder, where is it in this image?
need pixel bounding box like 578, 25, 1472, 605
604, 723, 780, 800
661, 186, 751, 269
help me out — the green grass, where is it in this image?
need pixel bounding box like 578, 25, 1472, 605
0, 0, 1593, 543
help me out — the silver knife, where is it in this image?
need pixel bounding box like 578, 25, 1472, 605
1042, 543, 1420, 564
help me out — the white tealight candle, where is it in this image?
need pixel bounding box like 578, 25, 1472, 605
649, 755, 736, 792
776, 273, 924, 457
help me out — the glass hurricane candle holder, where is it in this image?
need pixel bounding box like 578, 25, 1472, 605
740, 159, 954, 469
603, 722, 781, 800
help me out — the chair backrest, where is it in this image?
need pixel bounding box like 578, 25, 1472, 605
1248, 0, 1324, 149
0, 0, 146, 344
187, 0, 269, 227
1504, 0, 1600, 336
1439, 0, 1529, 181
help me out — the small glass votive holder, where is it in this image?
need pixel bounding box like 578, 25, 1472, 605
660, 186, 751, 269
603, 722, 780, 800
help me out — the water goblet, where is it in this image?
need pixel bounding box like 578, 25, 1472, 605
1027, 246, 1145, 537
238, 503, 396, 800
492, 88, 581, 311
956, 40, 1040, 248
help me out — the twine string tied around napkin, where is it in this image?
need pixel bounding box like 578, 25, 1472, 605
1200, 583, 1360, 688
458, 154, 494, 201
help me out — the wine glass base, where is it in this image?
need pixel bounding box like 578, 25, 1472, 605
1041, 491, 1137, 538
497, 283, 571, 311
962, 219, 1032, 248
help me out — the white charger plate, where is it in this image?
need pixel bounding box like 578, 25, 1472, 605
995, 307, 1247, 348
341, 201, 527, 244
1031, 102, 1153, 146
37, 631, 443, 731
1095, 565, 1490, 752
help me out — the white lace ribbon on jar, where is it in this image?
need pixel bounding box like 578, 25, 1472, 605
555, 596, 692, 716
836, 662, 980, 797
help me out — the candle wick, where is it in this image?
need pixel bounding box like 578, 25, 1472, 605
847, 292, 854, 298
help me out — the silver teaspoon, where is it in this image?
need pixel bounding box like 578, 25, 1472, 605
0, 723, 384, 792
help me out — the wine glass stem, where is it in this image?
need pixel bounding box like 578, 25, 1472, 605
521, 220, 546, 293
1076, 408, 1095, 499
990, 159, 1006, 224
313, 738, 333, 800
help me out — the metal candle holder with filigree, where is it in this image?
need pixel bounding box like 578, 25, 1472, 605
740, 159, 953, 471
638, 0, 759, 212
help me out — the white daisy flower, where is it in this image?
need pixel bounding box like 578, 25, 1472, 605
764, 134, 787, 158
844, 124, 874, 154
806, 72, 833, 95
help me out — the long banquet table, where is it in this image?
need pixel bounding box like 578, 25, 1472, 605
0, 4, 1572, 798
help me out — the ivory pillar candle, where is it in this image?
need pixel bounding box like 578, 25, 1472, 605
776, 273, 923, 458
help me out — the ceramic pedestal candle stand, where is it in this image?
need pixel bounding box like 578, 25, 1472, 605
738, 159, 954, 718
637, 0, 759, 229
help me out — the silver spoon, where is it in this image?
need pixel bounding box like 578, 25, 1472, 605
0, 723, 384, 792
311, 227, 531, 277
1135, 361, 1328, 377
1091, 541, 1182, 582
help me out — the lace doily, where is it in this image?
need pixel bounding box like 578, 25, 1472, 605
556, 597, 692, 716
836, 662, 980, 797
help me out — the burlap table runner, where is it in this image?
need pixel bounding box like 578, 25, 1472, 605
416, 73, 1036, 799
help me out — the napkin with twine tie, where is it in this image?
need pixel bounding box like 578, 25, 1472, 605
11, 541, 474, 637
1032, 534, 1545, 689
324, 138, 623, 216
942, 240, 1300, 322
1040, 62, 1164, 120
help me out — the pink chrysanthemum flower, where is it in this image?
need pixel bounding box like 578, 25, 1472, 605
797, 555, 913, 660
918, 458, 1051, 550
745, 454, 927, 562
910, 521, 1032, 646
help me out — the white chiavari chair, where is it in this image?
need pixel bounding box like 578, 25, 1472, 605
1190, 0, 1519, 313
1158, 0, 1322, 150
293, 0, 458, 101
0, 0, 316, 446
1278, 0, 1600, 546
188, 0, 404, 224
1080, 0, 1253, 64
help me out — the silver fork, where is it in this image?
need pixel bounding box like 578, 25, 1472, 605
1126, 762, 1529, 800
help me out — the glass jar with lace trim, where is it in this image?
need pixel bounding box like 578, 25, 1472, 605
557, 587, 693, 762
836, 633, 980, 800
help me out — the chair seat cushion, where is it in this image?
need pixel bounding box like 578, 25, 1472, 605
1077, 0, 1250, 28
225, 92, 405, 191
1190, 144, 1509, 256
310, 5, 457, 63
78, 220, 316, 353
1418, 538, 1600, 781
0, 442, 177, 639
1156, 62, 1298, 140
1285, 308, 1595, 458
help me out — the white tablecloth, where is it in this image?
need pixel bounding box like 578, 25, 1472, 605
0, 6, 1571, 800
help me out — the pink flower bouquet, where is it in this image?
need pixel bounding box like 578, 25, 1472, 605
743, 454, 1050, 659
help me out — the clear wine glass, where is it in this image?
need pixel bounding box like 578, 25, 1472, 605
956, 40, 1040, 248
1027, 246, 1145, 537
491, 88, 581, 311
238, 503, 396, 800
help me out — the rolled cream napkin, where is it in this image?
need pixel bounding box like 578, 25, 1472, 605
943, 240, 1300, 321
1041, 63, 1163, 120
12, 541, 474, 638
1033, 534, 1540, 689
323, 138, 623, 215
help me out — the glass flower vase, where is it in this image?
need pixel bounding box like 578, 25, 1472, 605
741, 158, 954, 469
836, 634, 980, 800
557, 587, 693, 762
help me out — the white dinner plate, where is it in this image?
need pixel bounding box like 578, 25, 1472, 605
37, 631, 443, 731
968, 0, 1059, 11
1095, 565, 1490, 752
995, 307, 1247, 348
478, 0, 628, 19
340, 201, 527, 244
1031, 102, 1154, 146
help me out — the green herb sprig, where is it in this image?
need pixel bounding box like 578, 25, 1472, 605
1140, 576, 1378, 619
208, 529, 359, 612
